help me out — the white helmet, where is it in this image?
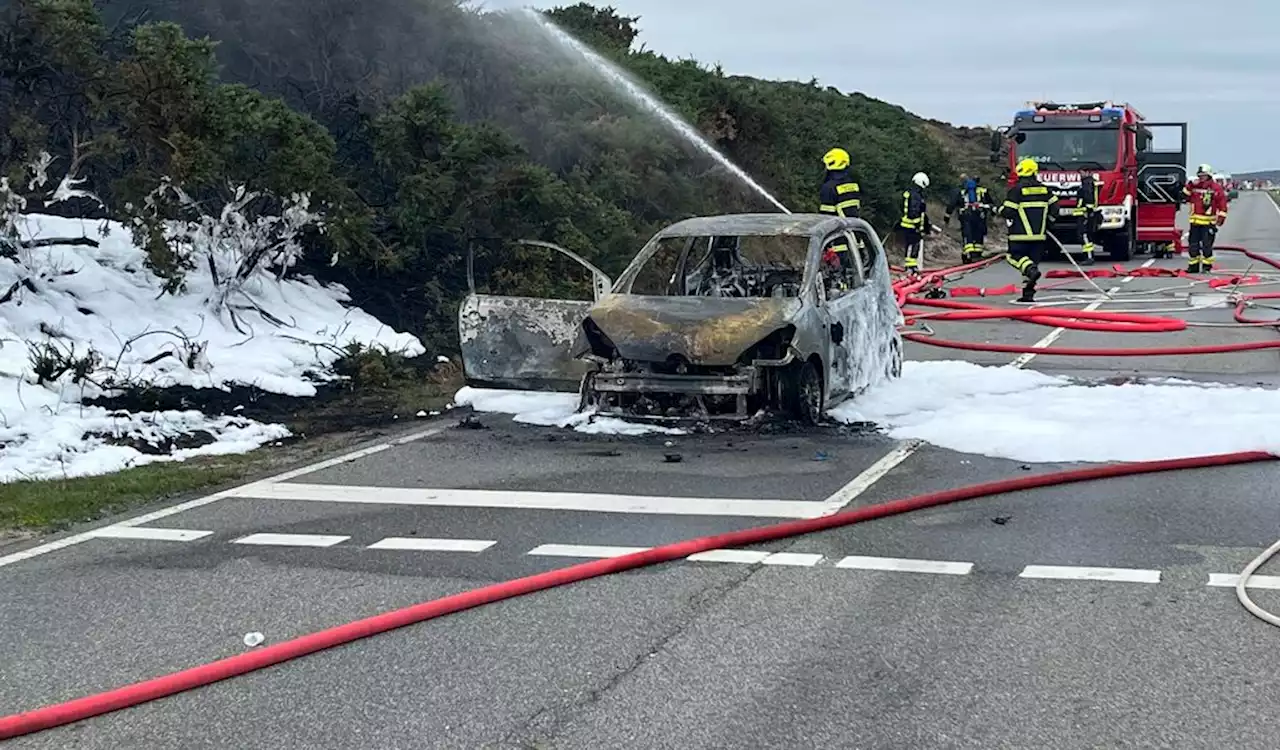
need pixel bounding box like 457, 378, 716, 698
912, 172, 929, 188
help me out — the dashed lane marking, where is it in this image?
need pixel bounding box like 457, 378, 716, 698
232, 533, 351, 548
56, 528, 1277, 589
1207, 573, 1280, 590
527, 544, 647, 558
685, 550, 824, 566
1019, 565, 1161, 584
86, 526, 212, 542
1010, 258, 1157, 369
367, 537, 496, 552
834, 555, 973, 575
761, 552, 825, 567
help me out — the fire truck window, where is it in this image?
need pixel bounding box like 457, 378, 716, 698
1019, 129, 1117, 167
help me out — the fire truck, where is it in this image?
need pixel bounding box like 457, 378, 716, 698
989, 101, 1188, 261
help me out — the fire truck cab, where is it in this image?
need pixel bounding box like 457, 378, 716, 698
990, 100, 1188, 261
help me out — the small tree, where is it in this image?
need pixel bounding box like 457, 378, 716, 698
126, 179, 326, 314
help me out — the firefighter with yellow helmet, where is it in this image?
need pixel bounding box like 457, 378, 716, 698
999, 158, 1059, 303
818, 148, 862, 270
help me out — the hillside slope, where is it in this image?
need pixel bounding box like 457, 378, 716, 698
1236, 170, 1280, 182
7, 0, 998, 349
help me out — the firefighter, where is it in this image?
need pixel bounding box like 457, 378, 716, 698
1183, 163, 1228, 273
944, 174, 996, 264
818, 147, 861, 269
1077, 173, 1100, 266
900, 172, 937, 274
1000, 158, 1059, 303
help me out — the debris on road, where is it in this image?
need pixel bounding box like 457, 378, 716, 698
458, 414, 487, 430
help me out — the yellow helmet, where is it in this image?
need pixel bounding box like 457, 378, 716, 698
823, 148, 850, 171
1015, 158, 1039, 177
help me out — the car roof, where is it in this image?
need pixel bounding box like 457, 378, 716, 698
654, 213, 850, 238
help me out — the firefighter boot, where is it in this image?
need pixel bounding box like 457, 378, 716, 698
1080, 242, 1096, 266
1016, 264, 1041, 303
1186, 256, 1202, 274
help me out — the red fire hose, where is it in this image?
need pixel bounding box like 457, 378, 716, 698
0, 449, 1274, 740
895, 244, 1280, 354
901, 297, 1187, 333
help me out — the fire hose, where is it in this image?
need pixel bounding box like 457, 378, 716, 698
1, 449, 1277, 740
895, 244, 1280, 355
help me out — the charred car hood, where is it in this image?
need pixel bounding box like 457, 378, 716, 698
582, 295, 803, 366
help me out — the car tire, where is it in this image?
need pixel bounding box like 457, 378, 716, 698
888, 337, 903, 379
1105, 224, 1134, 262
786, 359, 824, 425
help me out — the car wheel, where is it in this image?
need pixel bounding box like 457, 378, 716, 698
888, 337, 903, 378
787, 359, 824, 425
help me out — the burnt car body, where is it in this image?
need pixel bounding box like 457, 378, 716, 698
459, 214, 903, 423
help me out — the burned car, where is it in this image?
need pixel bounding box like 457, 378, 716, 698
458, 214, 903, 423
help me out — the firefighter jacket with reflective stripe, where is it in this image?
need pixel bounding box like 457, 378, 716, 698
900, 185, 931, 231
819, 169, 861, 217
944, 183, 995, 220
1076, 174, 1100, 215
1183, 178, 1228, 226
1000, 176, 1057, 241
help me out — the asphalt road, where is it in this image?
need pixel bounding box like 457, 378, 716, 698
5, 192, 1280, 749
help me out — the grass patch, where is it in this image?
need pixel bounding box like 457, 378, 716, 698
0, 453, 263, 533
0, 348, 463, 535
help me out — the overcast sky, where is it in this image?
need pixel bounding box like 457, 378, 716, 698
492, 0, 1280, 174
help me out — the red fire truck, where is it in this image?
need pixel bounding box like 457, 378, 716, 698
990, 100, 1188, 261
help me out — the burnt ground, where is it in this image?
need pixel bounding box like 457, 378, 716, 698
85, 351, 459, 439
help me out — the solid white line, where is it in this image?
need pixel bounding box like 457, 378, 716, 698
527, 544, 647, 558
367, 537, 495, 552
817, 439, 922, 515
86, 526, 212, 542
0, 424, 451, 569
1009, 258, 1156, 369
1208, 573, 1280, 590
835, 555, 973, 575
231, 483, 832, 518
233, 533, 350, 547
1018, 565, 1160, 583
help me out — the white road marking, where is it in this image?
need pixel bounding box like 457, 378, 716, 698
86, 526, 212, 542
817, 439, 922, 515
687, 549, 825, 566
1010, 258, 1157, 368
367, 537, 496, 552
230, 483, 834, 518
232, 533, 350, 548
835, 555, 973, 575
761, 552, 824, 567
1018, 565, 1160, 583
0, 423, 451, 569
687, 549, 769, 564
527, 544, 647, 558
1208, 573, 1280, 590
